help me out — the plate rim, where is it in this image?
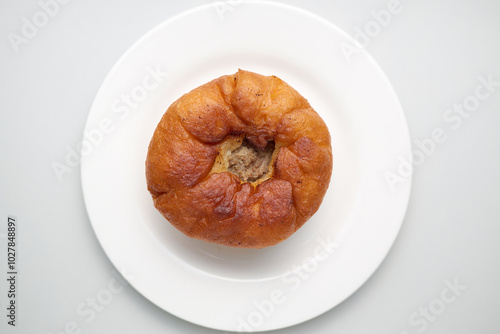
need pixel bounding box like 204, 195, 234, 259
81, 1, 412, 331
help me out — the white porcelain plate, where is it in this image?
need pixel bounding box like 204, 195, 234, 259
81, 1, 412, 332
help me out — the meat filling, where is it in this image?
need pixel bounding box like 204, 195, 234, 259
227, 139, 275, 182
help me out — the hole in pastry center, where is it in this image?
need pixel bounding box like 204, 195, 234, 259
227, 139, 275, 182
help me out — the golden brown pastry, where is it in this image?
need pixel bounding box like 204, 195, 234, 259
146, 69, 332, 248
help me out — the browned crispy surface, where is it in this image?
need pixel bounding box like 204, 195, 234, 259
146, 69, 332, 248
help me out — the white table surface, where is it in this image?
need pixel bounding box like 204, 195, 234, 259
1, 0, 499, 333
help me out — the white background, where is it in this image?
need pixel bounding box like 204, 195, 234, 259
1, 0, 499, 333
